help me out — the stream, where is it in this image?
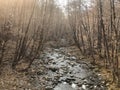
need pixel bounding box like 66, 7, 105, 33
29, 47, 107, 90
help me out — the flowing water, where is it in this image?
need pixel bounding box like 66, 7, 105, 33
30, 47, 107, 90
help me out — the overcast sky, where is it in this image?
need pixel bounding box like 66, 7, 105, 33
57, 0, 67, 7
56, 0, 91, 13
57, 0, 91, 8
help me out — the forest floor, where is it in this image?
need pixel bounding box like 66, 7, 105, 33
0, 46, 119, 90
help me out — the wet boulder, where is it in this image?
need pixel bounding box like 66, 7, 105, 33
54, 83, 76, 90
